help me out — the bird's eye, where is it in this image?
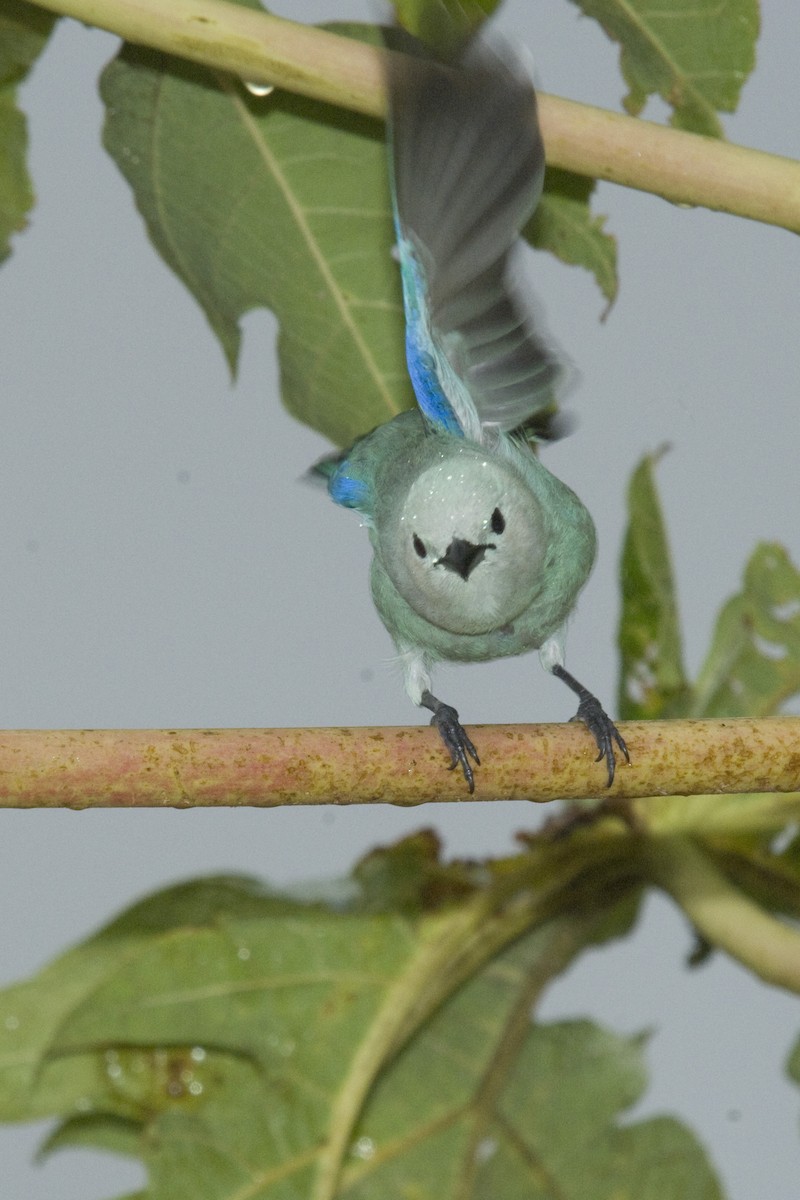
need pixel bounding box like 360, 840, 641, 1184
412, 534, 427, 559
491, 507, 505, 535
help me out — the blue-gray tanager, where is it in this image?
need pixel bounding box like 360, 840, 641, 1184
318, 31, 628, 792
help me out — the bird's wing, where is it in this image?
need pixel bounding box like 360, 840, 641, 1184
388, 37, 565, 442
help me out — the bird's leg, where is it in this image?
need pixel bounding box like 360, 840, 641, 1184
551, 664, 629, 787
420, 690, 480, 793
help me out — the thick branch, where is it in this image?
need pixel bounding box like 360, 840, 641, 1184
0, 718, 798, 807
30, 0, 800, 233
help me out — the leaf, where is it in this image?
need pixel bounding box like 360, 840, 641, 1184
100, 26, 413, 449
618, 449, 690, 720
0, 841, 722, 1199
529, 168, 618, 310
0, 940, 146, 1122
101, 18, 617, 449
352, 827, 478, 912
618, 456, 800, 722
345, 978, 720, 1200
691, 543, 800, 718
0, 875, 300, 1122
39, 1113, 143, 1162
0, 0, 57, 264
787, 1032, 800, 1091
394, 0, 501, 53
617, 454, 799, 839
568, 0, 759, 136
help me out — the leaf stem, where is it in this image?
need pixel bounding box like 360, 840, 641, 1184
0, 720, 798, 807
646, 834, 800, 995
29, 0, 800, 232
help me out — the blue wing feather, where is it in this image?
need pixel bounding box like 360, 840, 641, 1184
328, 469, 370, 510
399, 240, 464, 436
312, 448, 372, 512
387, 35, 565, 441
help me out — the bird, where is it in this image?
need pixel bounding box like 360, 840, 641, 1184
315, 28, 628, 793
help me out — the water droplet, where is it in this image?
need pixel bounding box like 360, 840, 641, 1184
4, 1014, 19, 1031
237, 946, 251, 961
475, 1137, 497, 1163
771, 822, 798, 855
351, 1135, 376, 1160
105, 1052, 123, 1080
244, 81, 274, 97
190, 1046, 207, 1062
188, 1079, 203, 1096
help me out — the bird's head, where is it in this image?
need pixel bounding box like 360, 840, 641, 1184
385, 447, 545, 635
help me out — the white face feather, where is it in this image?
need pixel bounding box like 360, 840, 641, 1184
385, 450, 545, 635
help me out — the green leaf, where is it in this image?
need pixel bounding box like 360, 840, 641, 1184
568, 0, 759, 136
0, 843, 723, 1199
39, 1113, 143, 1162
787, 1032, 800, 1091
394, 0, 501, 53
346, 980, 720, 1200
0, 942, 146, 1123
100, 26, 412, 449
618, 456, 799, 728
0, 0, 57, 264
529, 168, 618, 309
691, 544, 800, 717
0, 875, 298, 1122
100, 20, 617, 449
618, 449, 689, 720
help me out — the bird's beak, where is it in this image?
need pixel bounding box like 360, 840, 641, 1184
436, 537, 495, 581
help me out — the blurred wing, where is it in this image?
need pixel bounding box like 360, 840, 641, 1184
388, 37, 565, 440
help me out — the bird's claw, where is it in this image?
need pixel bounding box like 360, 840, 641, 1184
572, 695, 629, 787
429, 703, 480, 793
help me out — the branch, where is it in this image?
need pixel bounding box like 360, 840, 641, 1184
0, 718, 798, 807
29, 0, 800, 233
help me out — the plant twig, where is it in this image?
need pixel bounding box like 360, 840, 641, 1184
29, 0, 800, 232
0, 719, 798, 807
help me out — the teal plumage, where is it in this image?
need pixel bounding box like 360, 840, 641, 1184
319, 29, 627, 791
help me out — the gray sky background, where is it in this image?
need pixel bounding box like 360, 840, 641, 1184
1, 1, 799, 1196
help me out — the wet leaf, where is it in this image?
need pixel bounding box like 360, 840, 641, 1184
101, 25, 411, 449
0, 845, 721, 1198
101, 17, 619, 449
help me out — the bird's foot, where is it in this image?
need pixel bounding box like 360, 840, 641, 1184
572, 694, 629, 787
420, 691, 479, 793
552, 665, 630, 787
